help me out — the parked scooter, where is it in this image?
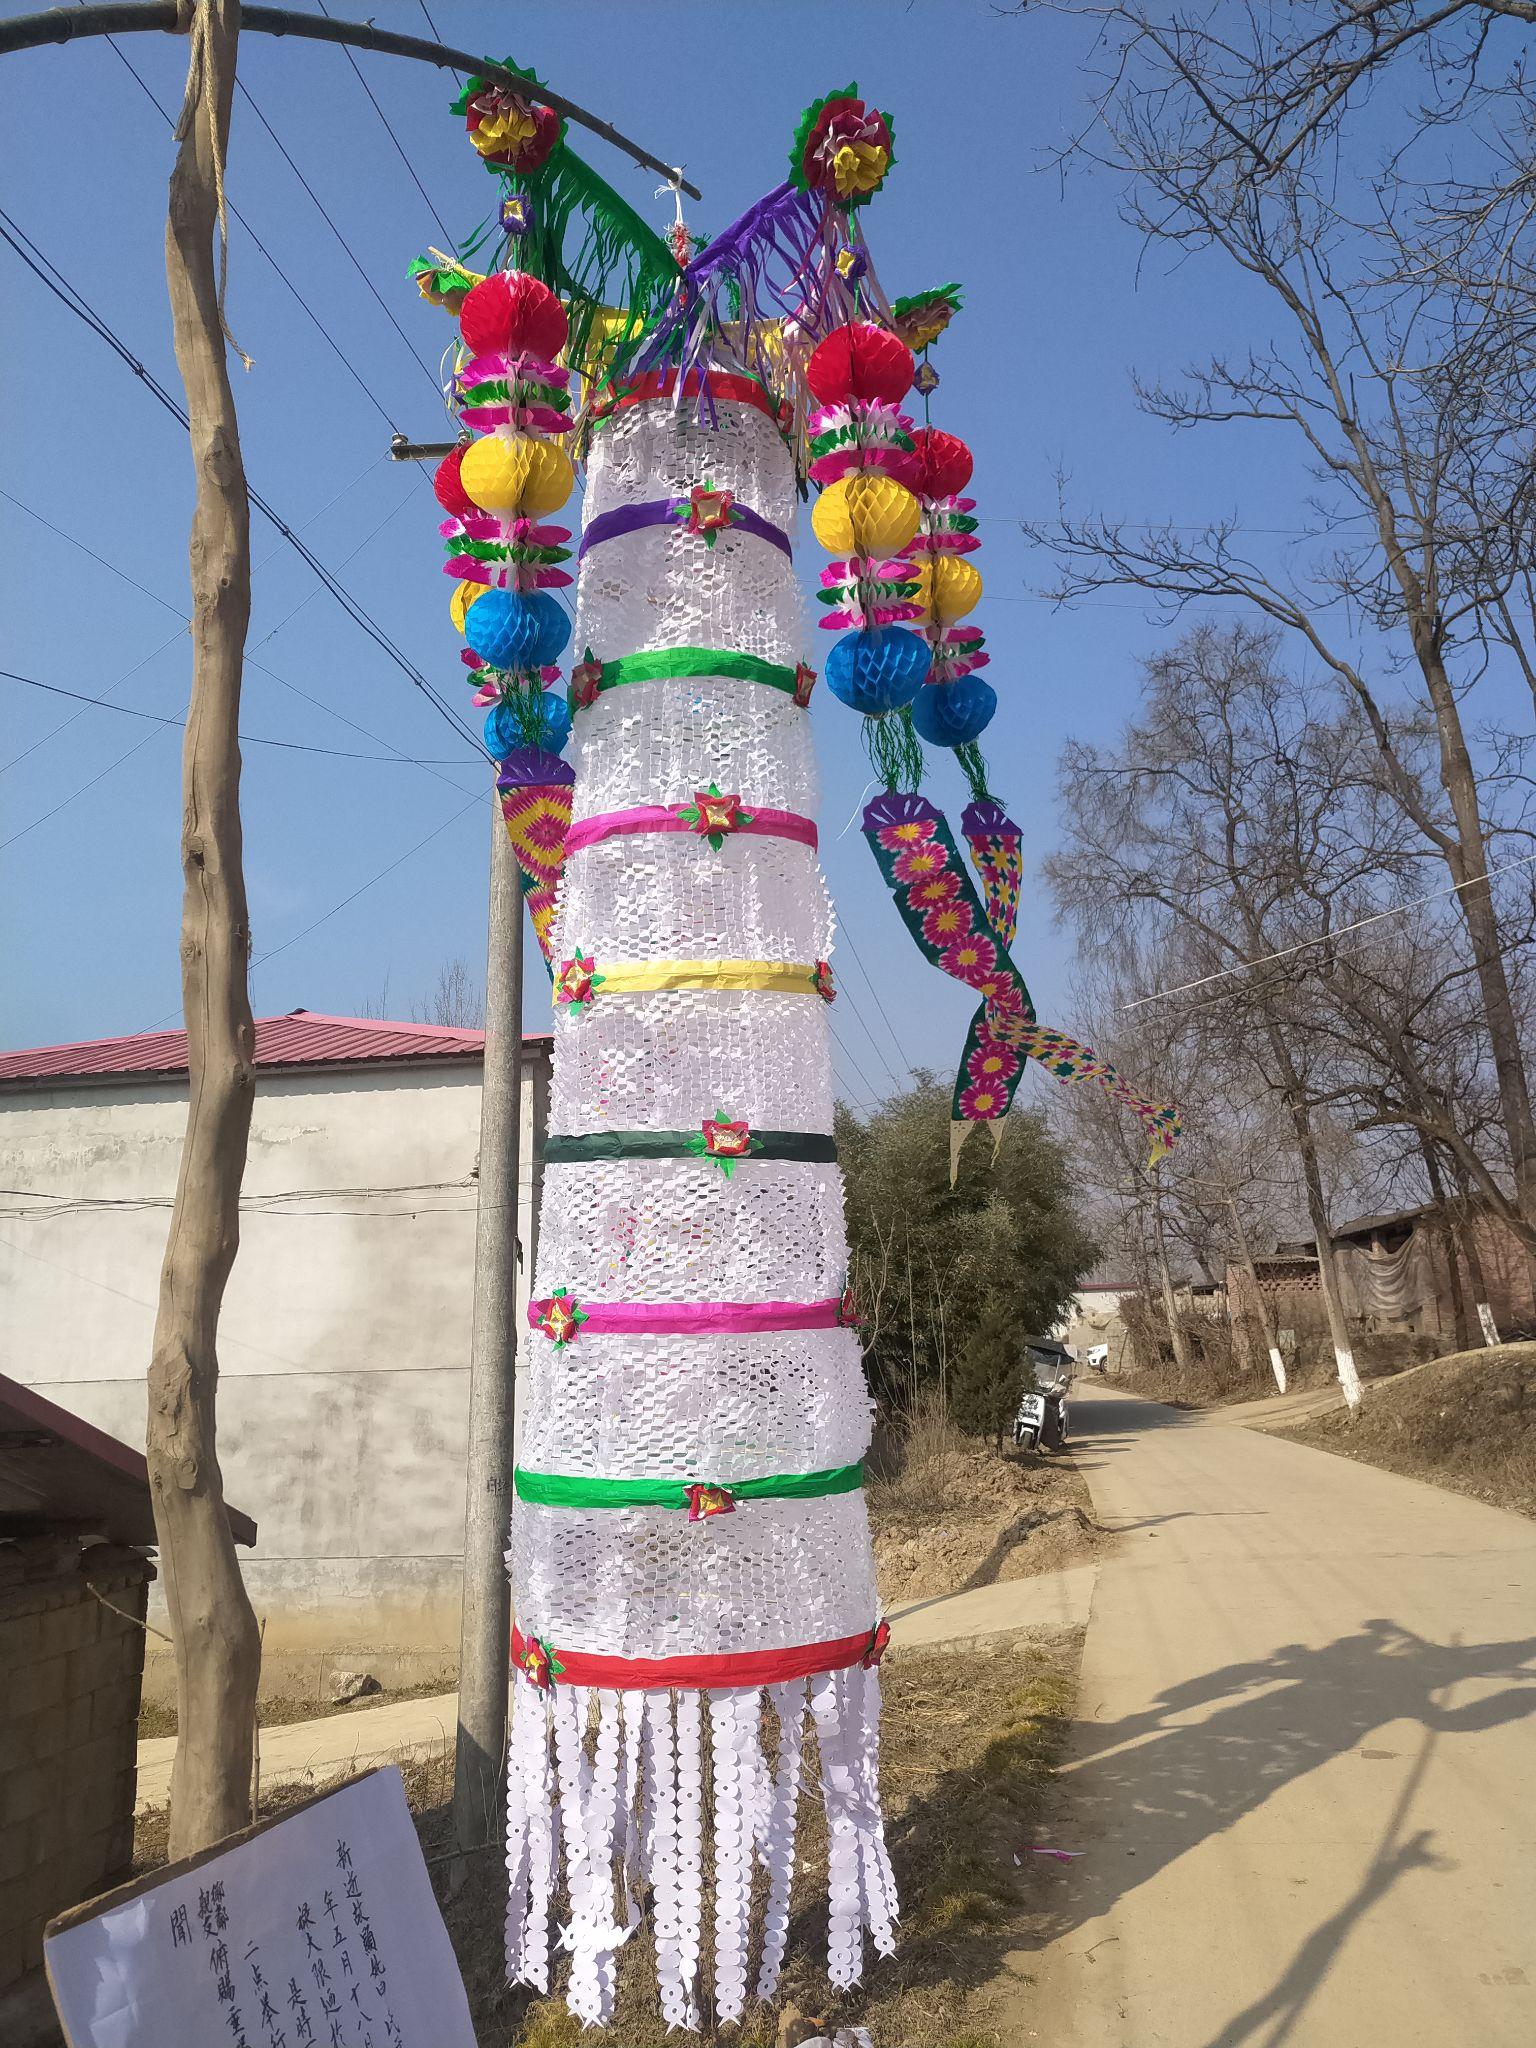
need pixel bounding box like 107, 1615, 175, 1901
1013, 1385, 1070, 1452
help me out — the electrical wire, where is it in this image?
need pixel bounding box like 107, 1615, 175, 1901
1118, 845, 1536, 1011
314, 0, 457, 244
0, 669, 474, 766
838, 922, 917, 1079
0, 207, 481, 755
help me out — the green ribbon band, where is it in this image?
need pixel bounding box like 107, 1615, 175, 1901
514, 1462, 865, 1510
589, 648, 803, 701
543, 1130, 838, 1164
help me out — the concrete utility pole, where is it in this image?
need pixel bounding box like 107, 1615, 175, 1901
453, 809, 524, 1877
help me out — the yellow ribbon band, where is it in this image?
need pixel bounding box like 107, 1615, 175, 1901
558, 958, 822, 1002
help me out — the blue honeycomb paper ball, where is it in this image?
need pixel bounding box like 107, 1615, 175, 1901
825, 626, 932, 714
464, 589, 572, 673
910, 676, 997, 747
483, 689, 572, 760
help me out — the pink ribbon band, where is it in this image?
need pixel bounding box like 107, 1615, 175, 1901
564, 804, 818, 855
528, 1295, 847, 1337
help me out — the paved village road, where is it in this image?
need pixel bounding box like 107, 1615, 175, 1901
1010, 1382, 1536, 2047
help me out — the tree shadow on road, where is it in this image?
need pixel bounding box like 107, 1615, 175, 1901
1008, 1618, 1536, 2042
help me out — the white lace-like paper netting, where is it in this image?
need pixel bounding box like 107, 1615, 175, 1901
553, 832, 833, 966
571, 674, 820, 819
535, 1159, 847, 1301
517, 1326, 873, 1478
548, 988, 837, 1134
508, 390, 892, 2027
511, 1492, 876, 1657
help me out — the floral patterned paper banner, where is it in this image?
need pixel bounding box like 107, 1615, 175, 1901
862, 791, 1180, 1171
496, 750, 575, 969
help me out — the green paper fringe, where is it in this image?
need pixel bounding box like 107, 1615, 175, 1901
956, 741, 994, 805
863, 706, 925, 792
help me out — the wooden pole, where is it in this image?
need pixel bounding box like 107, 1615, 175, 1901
452, 808, 524, 1879
145, 0, 263, 1859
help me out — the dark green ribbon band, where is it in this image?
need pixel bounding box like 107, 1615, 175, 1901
543, 1130, 838, 1164
514, 1462, 865, 1510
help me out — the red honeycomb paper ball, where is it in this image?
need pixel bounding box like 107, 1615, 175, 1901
459, 271, 569, 359
806, 320, 915, 407
910, 426, 974, 502
433, 445, 476, 519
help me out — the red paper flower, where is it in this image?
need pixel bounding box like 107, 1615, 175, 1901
837, 1286, 862, 1327
702, 1118, 753, 1158
958, 1081, 1006, 1122
517, 1634, 564, 1688
893, 842, 948, 886
941, 933, 1000, 985
813, 959, 837, 1003
686, 1483, 737, 1523
676, 784, 754, 848
554, 951, 602, 1008
861, 1618, 892, 1668
569, 649, 604, 709
675, 482, 739, 546
533, 1292, 588, 1347
921, 900, 974, 950
875, 816, 935, 853
793, 661, 818, 707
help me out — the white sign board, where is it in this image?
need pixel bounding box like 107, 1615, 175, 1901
45, 1767, 475, 2048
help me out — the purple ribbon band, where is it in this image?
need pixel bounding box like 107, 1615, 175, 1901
578, 497, 793, 563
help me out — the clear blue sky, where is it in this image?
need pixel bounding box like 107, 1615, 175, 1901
0, 0, 1361, 1107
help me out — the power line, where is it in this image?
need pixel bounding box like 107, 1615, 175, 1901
231, 75, 447, 400
1119, 846, 1536, 1011
314, 0, 457, 244
0, 724, 170, 856
0, 207, 481, 754
0, 475, 483, 799
96, 27, 407, 436
838, 923, 917, 1079
0, 668, 474, 766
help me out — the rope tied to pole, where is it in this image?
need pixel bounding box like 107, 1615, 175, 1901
175, 0, 251, 368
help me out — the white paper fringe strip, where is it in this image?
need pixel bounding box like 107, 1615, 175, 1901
504, 1667, 895, 2028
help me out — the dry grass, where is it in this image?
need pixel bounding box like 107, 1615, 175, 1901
1278, 1341, 1536, 1516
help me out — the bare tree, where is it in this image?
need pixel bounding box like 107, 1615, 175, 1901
414, 955, 486, 1029
1024, 19, 1536, 1258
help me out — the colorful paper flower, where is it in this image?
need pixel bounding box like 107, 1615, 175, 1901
958, 1081, 1006, 1121
533, 1292, 587, 1347
569, 650, 604, 709
790, 86, 896, 207
941, 933, 1001, 985
517, 1634, 564, 1688
686, 1483, 737, 1523
793, 661, 818, 707
921, 899, 975, 950
554, 951, 602, 1008
837, 1286, 863, 1327
890, 284, 963, 353
893, 841, 948, 886
500, 193, 535, 239
877, 816, 936, 854
967, 1043, 1022, 1087
813, 959, 837, 1003
454, 63, 565, 173
861, 1618, 892, 1669
676, 784, 754, 849
913, 360, 940, 397
672, 481, 740, 547
685, 1115, 760, 1177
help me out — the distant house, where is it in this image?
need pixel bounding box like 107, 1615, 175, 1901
0, 1011, 551, 1699
1241, 1204, 1535, 1345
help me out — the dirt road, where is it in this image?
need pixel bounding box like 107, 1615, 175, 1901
1010, 1383, 1536, 2046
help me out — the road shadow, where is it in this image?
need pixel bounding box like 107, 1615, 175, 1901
867, 1618, 1536, 2026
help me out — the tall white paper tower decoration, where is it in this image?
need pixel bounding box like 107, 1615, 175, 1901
504, 368, 895, 2028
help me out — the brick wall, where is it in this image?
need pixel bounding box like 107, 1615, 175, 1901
0, 1538, 153, 1990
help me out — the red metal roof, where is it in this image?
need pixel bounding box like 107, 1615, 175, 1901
0, 1010, 551, 1087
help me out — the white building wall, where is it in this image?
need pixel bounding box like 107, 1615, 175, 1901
0, 1054, 548, 1693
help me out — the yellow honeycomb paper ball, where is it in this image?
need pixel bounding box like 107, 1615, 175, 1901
459, 433, 574, 517
911, 553, 983, 625
811, 474, 920, 559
